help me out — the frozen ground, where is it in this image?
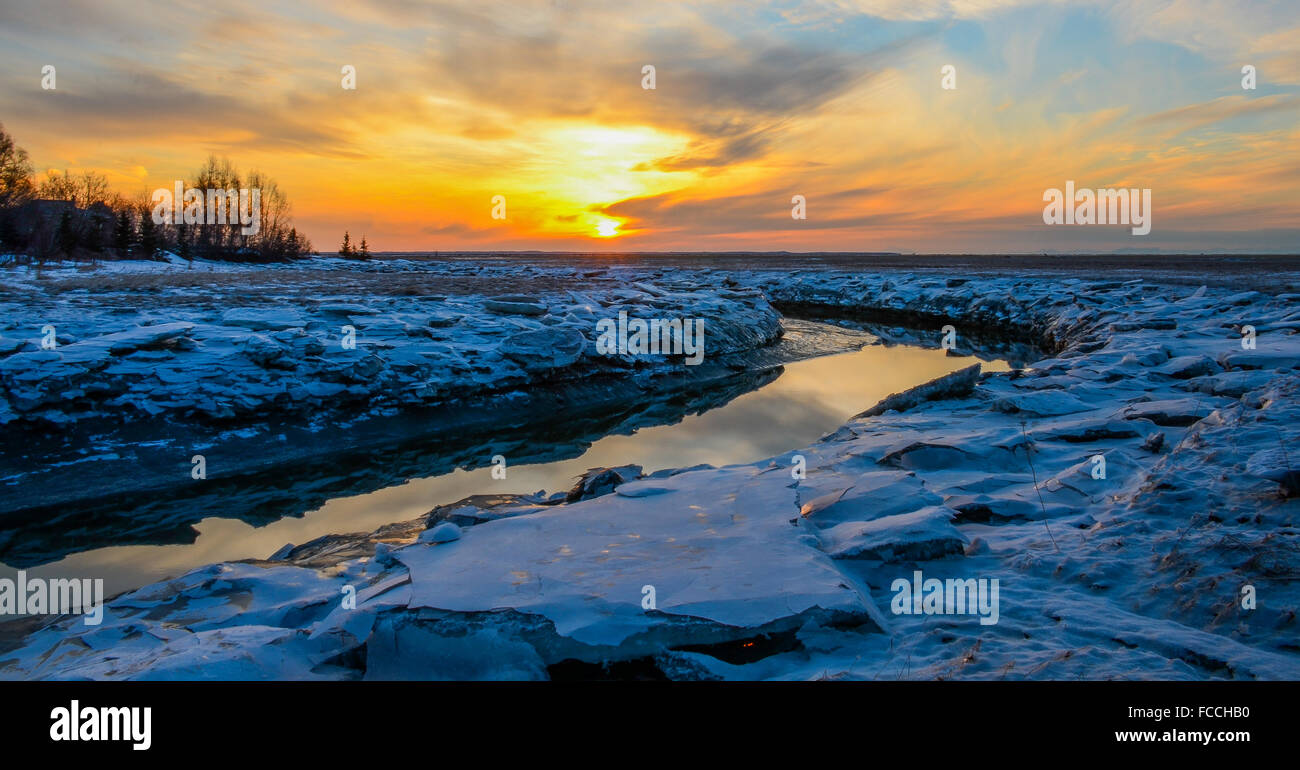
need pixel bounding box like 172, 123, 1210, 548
1, 258, 914, 570
0, 256, 797, 555
1, 257, 1298, 679
0, 256, 781, 432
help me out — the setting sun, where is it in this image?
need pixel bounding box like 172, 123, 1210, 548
595, 219, 621, 237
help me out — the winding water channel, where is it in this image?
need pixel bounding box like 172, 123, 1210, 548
1, 332, 1009, 604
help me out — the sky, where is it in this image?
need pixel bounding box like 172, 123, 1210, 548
1, 0, 1297, 253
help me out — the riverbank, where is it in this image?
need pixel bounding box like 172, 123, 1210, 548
1, 257, 793, 553
2, 259, 1298, 680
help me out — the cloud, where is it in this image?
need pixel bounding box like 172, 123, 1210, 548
789, 0, 1067, 22
1138, 94, 1300, 134
3, 68, 371, 159
0, 0, 1295, 251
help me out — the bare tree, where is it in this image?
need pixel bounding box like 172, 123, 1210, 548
0, 123, 34, 210
36, 169, 109, 208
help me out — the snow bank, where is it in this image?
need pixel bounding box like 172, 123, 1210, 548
3, 264, 1298, 681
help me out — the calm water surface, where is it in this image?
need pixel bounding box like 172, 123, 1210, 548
3, 343, 1009, 600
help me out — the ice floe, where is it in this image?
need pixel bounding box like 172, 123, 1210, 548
2, 260, 1297, 680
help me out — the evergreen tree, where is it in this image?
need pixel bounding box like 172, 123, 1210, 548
358, 236, 370, 259
113, 210, 134, 257
56, 208, 77, 257
339, 231, 353, 257
138, 211, 159, 258
87, 220, 105, 254
0, 213, 18, 252
175, 222, 190, 261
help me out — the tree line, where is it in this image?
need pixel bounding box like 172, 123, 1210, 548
338, 231, 371, 259
0, 123, 313, 264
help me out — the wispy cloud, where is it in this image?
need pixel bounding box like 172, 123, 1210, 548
0, 0, 1295, 251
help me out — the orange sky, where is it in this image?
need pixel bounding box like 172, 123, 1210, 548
1, 0, 1297, 253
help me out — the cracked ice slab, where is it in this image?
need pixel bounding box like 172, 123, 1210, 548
392, 463, 887, 647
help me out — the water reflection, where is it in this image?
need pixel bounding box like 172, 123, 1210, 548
2, 344, 1007, 601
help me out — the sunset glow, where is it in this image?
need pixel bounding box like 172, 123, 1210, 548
595, 218, 621, 238
0, 0, 1296, 252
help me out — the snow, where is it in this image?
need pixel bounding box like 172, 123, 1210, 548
394, 464, 884, 650
2, 260, 1298, 680
418, 522, 461, 543
818, 506, 968, 561
0, 258, 783, 436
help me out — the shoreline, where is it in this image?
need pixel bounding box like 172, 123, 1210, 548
2, 260, 1298, 680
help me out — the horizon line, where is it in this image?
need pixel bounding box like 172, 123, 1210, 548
346, 251, 1300, 258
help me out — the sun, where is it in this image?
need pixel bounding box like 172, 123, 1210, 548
594, 219, 621, 238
